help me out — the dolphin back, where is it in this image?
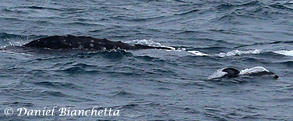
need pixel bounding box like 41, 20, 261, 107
222, 68, 240, 78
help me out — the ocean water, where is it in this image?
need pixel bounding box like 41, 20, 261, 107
0, 0, 293, 120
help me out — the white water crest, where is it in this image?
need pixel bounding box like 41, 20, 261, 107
188, 50, 209, 56
128, 39, 175, 50
274, 50, 293, 57
217, 49, 261, 57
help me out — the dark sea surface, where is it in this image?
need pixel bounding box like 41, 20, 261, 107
0, 0, 293, 120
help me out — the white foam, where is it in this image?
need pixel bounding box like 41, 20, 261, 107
128, 39, 175, 50
217, 49, 261, 57
188, 50, 209, 56
274, 50, 293, 56
208, 68, 227, 80
239, 66, 269, 75
129, 39, 164, 47
0, 39, 22, 48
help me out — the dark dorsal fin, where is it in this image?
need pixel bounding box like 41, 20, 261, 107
222, 68, 240, 78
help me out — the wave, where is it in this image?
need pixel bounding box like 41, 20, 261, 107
0, 32, 22, 39
236, 40, 293, 49
98, 50, 133, 59
215, 1, 292, 11
64, 22, 102, 26
279, 61, 293, 67
187, 50, 208, 56
110, 15, 167, 22
217, 49, 261, 57
0, 33, 40, 48
185, 49, 262, 58
113, 90, 136, 98
217, 1, 262, 8
216, 1, 261, 10
16, 6, 61, 11
3, 101, 34, 107
58, 63, 100, 74
189, 49, 293, 57
41, 90, 70, 97
269, 3, 293, 11
274, 50, 293, 56
212, 1, 292, 23
33, 81, 80, 89
174, 9, 199, 16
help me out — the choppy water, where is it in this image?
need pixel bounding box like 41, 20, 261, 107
1, 0, 293, 120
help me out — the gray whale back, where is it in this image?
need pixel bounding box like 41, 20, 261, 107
24, 35, 171, 50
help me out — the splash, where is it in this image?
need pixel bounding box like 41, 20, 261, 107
217, 49, 261, 57
1, 37, 30, 48
127, 39, 175, 50
188, 50, 209, 56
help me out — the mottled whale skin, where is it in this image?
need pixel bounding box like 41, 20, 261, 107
24, 35, 171, 50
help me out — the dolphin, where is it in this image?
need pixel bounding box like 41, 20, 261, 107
222, 68, 240, 78
23, 35, 171, 50
208, 66, 279, 80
